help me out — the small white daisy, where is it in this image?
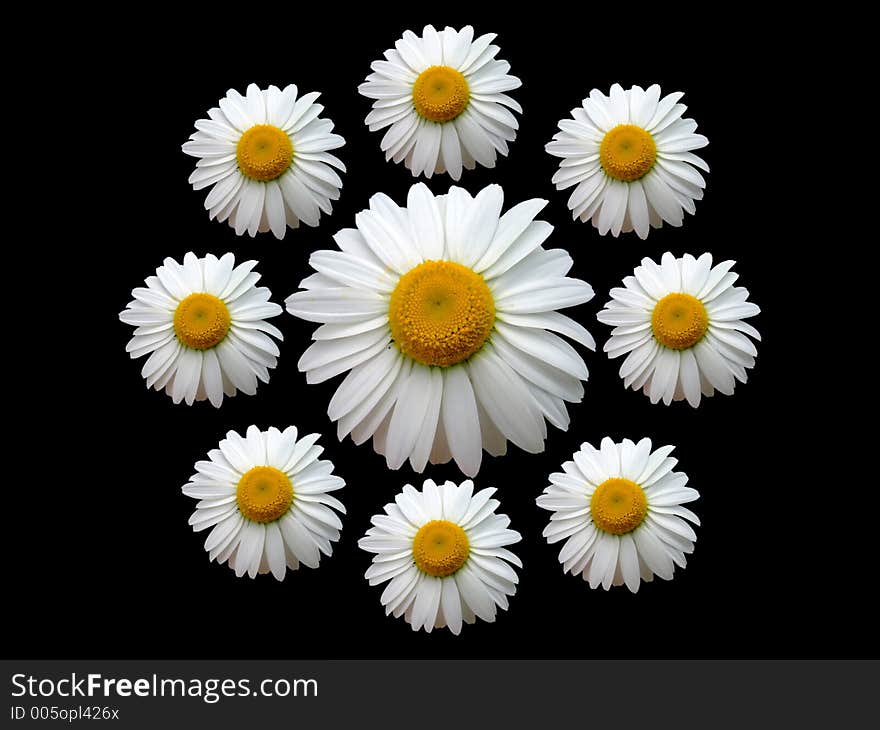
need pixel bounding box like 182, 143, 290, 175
119, 252, 283, 407
546, 83, 708, 238
359, 479, 521, 634
183, 426, 345, 580
182, 83, 345, 239
286, 183, 595, 477
597, 252, 760, 407
537, 437, 699, 592
359, 25, 521, 179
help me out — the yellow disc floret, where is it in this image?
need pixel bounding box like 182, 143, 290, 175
590, 478, 648, 535
599, 124, 657, 182
236, 466, 294, 523
236, 124, 294, 181
412, 66, 470, 123
413, 520, 470, 577
173, 293, 231, 350
651, 292, 709, 350
389, 260, 495, 367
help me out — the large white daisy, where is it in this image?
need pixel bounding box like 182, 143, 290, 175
359, 25, 521, 179
546, 83, 708, 239
597, 252, 760, 407
359, 479, 521, 634
537, 437, 699, 592
182, 83, 345, 239
119, 252, 283, 407
182, 426, 345, 580
285, 183, 595, 477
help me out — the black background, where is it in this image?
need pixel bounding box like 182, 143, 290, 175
11, 14, 869, 659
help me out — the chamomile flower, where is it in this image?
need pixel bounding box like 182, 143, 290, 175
597, 252, 760, 407
119, 252, 283, 407
183, 426, 345, 580
537, 438, 699, 592
286, 183, 595, 477
182, 83, 345, 239
359, 25, 521, 179
359, 479, 521, 634
546, 84, 708, 238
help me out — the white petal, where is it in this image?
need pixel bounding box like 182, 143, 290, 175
443, 185, 473, 261
411, 120, 442, 177
694, 340, 735, 395
408, 368, 443, 472
618, 534, 641, 592
264, 522, 287, 581
440, 577, 463, 635
627, 180, 650, 239
455, 565, 495, 622
407, 183, 444, 259
642, 171, 684, 226
454, 112, 496, 168
467, 348, 544, 453
494, 323, 588, 380
474, 199, 547, 273
633, 526, 674, 580
385, 366, 433, 470
440, 367, 482, 477
280, 171, 320, 226
497, 311, 594, 351
481, 221, 553, 280
459, 184, 503, 268
264, 180, 287, 239
440, 123, 463, 180
411, 574, 442, 632
280, 513, 320, 568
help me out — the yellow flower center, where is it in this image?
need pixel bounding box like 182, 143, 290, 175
389, 260, 495, 367
412, 66, 470, 123
236, 124, 294, 181
236, 466, 294, 523
173, 293, 231, 350
651, 293, 709, 350
590, 478, 648, 535
412, 520, 470, 577
599, 124, 657, 182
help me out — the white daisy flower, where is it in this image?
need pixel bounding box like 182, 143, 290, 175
359, 25, 521, 179
182, 83, 345, 239
182, 426, 345, 580
537, 437, 699, 592
359, 478, 521, 634
286, 183, 595, 477
546, 83, 708, 239
597, 252, 760, 407
119, 252, 283, 407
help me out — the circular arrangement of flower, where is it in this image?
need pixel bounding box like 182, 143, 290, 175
116, 47, 762, 639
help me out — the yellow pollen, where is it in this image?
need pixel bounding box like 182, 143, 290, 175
413, 520, 470, 577
389, 260, 495, 367
236, 124, 293, 181
236, 466, 294, 523
651, 293, 709, 350
591, 478, 648, 535
412, 66, 470, 123
173, 293, 231, 350
599, 124, 657, 182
